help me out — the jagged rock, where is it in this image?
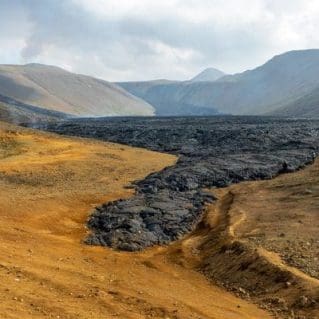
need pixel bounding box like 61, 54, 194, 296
34, 117, 319, 251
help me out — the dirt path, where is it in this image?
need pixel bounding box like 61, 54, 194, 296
0, 122, 271, 319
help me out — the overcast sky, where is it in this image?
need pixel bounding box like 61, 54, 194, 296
1, 0, 319, 81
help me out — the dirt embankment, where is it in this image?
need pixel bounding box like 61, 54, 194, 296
0, 122, 271, 319
166, 159, 319, 319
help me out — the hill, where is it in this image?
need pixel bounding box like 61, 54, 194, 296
118, 80, 221, 115
118, 50, 319, 116
0, 93, 70, 124
0, 63, 154, 117
269, 85, 319, 117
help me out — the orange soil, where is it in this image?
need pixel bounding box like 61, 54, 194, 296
178, 161, 319, 318
215, 161, 319, 318
0, 122, 271, 319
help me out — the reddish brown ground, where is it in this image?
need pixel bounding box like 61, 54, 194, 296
168, 160, 319, 318
0, 122, 271, 319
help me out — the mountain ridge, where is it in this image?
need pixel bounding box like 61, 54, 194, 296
2, 49, 319, 118
117, 49, 319, 117
0, 63, 154, 117
0, 93, 70, 124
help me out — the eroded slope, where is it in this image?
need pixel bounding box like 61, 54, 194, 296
159, 159, 319, 319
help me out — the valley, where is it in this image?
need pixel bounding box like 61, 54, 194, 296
1, 2, 319, 319
1, 50, 319, 119
118, 50, 319, 117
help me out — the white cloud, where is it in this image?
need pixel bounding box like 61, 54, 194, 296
72, 0, 180, 18
0, 0, 319, 81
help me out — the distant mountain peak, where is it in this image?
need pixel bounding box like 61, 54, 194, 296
191, 67, 226, 82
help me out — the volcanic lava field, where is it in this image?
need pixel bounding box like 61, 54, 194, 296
39, 117, 319, 251
0, 121, 272, 319
2, 116, 319, 319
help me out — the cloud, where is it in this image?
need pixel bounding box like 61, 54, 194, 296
0, 0, 319, 81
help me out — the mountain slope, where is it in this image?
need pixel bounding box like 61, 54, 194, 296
190, 67, 226, 82
118, 49, 319, 116
118, 80, 221, 116
0, 64, 154, 117
141, 81, 221, 115
269, 86, 319, 117
0, 94, 70, 124
119, 79, 178, 99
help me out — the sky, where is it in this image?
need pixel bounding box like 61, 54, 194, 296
1, 0, 319, 81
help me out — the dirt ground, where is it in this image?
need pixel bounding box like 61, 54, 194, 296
226, 158, 319, 280
210, 160, 319, 318
0, 122, 271, 319
168, 160, 319, 318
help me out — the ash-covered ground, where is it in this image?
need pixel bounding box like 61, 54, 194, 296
35, 117, 319, 251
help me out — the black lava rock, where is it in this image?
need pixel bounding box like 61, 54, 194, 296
33, 116, 319, 251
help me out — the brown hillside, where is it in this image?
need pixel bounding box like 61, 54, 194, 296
0, 64, 154, 116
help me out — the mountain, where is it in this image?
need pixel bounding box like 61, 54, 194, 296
118, 49, 319, 116
0, 94, 70, 124
119, 79, 178, 98
190, 67, 226, 82
3, 50, 318, 118
0, 64, 154, 117
118, 81, 223, 116
269, 86, 319, 117
119, 80, 220, 116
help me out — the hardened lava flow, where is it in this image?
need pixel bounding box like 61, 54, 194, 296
36, 116, 319, 251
